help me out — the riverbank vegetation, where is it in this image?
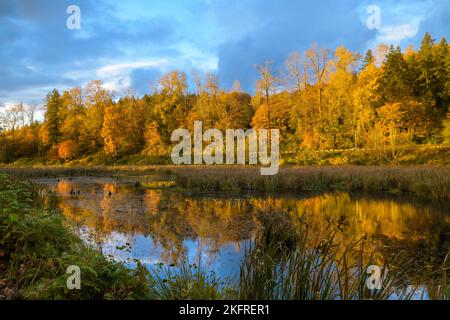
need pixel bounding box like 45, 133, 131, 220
0, 174, 153, 299
1, 33, 449, 166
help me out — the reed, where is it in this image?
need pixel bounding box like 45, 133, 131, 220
149, 262, 235, 300
171, 165, 450, 200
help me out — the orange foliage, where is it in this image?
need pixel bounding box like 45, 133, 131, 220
58, 140, 80, 161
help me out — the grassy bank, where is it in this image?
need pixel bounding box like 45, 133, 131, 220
3, 144, 449, 167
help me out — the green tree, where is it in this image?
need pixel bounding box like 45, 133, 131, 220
43, 89, 63, 147
378, 46, 411, 103
434, 37, 449, 113
362, 49, 375, 69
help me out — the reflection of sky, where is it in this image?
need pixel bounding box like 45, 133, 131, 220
79, 226, 249, 280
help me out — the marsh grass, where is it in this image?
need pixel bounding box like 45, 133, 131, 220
0, 166, 160, 178
140, 180, 177, 189
2, 165, 449, 200
171, 166, 450, 200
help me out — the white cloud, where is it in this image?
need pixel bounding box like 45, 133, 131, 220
96, 59, 168, 77
377, 23, 420, 43
102, 81, 121, 93
93, 59, 169, 95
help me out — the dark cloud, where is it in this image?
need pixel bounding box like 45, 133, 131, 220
0, 0, 178, 102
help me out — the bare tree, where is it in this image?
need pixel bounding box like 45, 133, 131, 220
0, 103, 5, 131
66, 87, 85, 115
191, 68, 203, 95
204, 72, 220, 97
286, 51, 307, 95
305, 44, 332, 116
1, 103, 24, 132
255, 60, 280, 124
25, 102, 40, 125
375, 44, 389, 67
85, 80, 110, 106
286, 50, 308, 130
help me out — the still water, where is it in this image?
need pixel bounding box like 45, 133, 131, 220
35, 176, 450, 298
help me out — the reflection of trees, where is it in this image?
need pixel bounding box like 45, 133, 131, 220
145, 193, 256, 263
53, 180, 153, 243
47, 180, 450, 282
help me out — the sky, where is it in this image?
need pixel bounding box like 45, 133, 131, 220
0, 0, 449, 107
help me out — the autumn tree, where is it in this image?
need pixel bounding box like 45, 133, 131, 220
101, 95, 147, 158
219, 92, 254, 129
193, 72, 222, 128
322, 46, 360, 148
154, 71, 190, 141
83, 80, 111, 151
144, 121, 166, 156
352, 59, 380, 148
101, 102, 122, 158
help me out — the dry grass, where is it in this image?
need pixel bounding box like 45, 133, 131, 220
1, 165, 448, 200
170, 165, 450, 200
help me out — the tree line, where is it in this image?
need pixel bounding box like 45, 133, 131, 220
0, 32, 449, 164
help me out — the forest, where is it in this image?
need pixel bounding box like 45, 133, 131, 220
1, 32, 449, 166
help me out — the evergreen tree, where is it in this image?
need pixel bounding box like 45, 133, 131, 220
435, 37, 449, 113
362, 49, 375, 69
44, 89, 63, 146
416, 32, 437, 108
378, 46, 411, 103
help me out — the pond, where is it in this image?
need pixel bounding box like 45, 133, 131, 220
34, 175, 450, 299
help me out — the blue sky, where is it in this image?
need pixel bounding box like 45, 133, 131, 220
1, 0, 449, 106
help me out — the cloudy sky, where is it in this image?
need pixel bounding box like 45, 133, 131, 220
1, 0, 449, 106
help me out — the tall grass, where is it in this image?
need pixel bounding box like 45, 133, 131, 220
0, 166, 159, 178
2, 165, 449, 200
149, 262, 235, 300
171, 166, 450, 200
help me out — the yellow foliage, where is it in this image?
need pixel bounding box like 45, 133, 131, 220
144, 122, 166, 156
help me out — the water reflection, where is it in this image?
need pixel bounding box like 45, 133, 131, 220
36, 176, 450, 288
